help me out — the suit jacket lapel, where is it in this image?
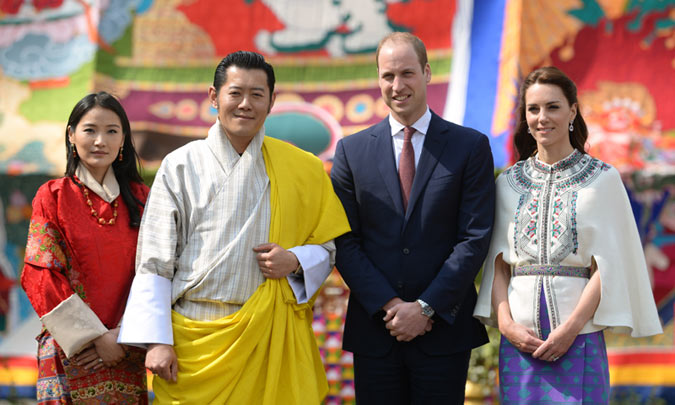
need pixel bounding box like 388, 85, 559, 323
405, 113, 449, 222
373, 121, 405, 215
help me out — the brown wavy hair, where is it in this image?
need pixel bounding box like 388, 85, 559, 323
513, 66, 588, 161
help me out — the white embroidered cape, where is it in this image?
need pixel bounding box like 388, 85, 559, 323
474, 150, 662, 338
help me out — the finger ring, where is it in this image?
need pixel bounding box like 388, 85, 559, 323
98, 358, 103, 363
552, 356, 559, 361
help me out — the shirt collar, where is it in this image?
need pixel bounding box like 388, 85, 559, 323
75, 163, 120, 203
207, 119, 266, 172
389, 107, 431, 137
531, 149, 584, 174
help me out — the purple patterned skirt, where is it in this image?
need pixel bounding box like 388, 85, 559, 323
499, 291, 610, 404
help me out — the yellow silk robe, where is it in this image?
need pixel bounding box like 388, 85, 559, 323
153, 136, 350, 404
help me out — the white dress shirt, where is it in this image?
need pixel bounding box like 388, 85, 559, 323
389, 107, 431, 170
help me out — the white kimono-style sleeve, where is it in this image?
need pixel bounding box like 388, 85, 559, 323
287, 241, 335, 303
474, 173, 517, 327
580, 167, 662, 337
119, 158, 185, 346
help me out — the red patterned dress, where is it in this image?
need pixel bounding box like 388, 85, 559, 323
22, 176, 149, 404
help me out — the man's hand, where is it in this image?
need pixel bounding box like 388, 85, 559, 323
253, 243, 299, 279
383, 301, 432, 342
146, 344, 178, 382
382, 297, 404, 312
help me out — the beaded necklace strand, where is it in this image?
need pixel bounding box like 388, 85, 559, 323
83, 187, 118, 225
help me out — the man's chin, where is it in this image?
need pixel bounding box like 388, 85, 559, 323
224, 126, 260, 139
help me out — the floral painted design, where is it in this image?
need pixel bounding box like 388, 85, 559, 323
25, 219, 69, 273
25, 218, 87, 300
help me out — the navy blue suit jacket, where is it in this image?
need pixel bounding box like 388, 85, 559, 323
331, 112, 495, 357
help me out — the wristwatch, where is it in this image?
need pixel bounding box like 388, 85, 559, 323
416, 299, 435, 318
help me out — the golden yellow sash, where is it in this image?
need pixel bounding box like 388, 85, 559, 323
153, 137, 350, 404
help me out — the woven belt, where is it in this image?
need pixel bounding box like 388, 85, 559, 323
513, 264, 591, 278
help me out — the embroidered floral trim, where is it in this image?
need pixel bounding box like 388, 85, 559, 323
513, 194, 527, 251
532, 149, 583, 174
545, 276, 560, 330
556, 157, 611, 193
70, 380, 146, 401
571, 191, 579, 254
507, 154, 611, 265
534, 276, 543, 339
551, 195, 564, 239
25, 218, 87, 301
513, 264, 591, 278
539, 180, 554, 264
507, 161, 544, 193
37, 333, 70, 403
36, 376, 70, 402
25, 220, 69, 274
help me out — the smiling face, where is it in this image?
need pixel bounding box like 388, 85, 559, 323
377, 40, 431, 126
68, 106, 124, 183
525, 83, 577, 154
208, 66, 275, 153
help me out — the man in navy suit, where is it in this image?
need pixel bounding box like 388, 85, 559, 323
331, 32, 496, 404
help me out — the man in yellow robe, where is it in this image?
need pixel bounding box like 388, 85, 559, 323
119, 51, 350, 404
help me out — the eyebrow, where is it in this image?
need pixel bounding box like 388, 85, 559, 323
228, 85, 266, 92
81, 122, 121, 128
526, 100, 562, 107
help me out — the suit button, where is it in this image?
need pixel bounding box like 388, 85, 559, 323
402, 248, 410, 255
397, 281, 404, 289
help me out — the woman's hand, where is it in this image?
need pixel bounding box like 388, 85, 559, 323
492, 254, 544, 354
92, 327, 126, 368
501, 320, 544, 354
533, 264, 603, 362
72, 345, 105, 371
532, 323, 577, 362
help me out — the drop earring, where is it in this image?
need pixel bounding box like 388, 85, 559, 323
569, 122, 574, 132
118, 146, 124, 162
527, 127, 531, 134
71, 144, 77, 158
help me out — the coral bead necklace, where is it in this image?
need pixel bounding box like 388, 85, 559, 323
83, 187, 118, 225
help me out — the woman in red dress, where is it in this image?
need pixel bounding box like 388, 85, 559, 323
21, 92, 149, 404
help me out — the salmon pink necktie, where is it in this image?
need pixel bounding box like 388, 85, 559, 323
399, 126, 415, 211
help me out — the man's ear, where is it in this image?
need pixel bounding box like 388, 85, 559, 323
268, 92, 276, 114
208, 86, 218, 109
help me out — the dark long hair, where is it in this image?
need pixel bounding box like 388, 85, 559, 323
513, 66, 589, 161
65, 92, 145, 227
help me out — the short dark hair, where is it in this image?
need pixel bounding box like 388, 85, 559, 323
213, 51, 275, 99
65, 91, 145, 227
513, 66, 589, 160
376, 32, 428, 71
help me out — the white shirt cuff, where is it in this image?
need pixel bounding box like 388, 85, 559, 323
287, 244, 332, 303
118, 273, 173, 346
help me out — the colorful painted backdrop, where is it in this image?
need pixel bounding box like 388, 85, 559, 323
1, 0, 674, 402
